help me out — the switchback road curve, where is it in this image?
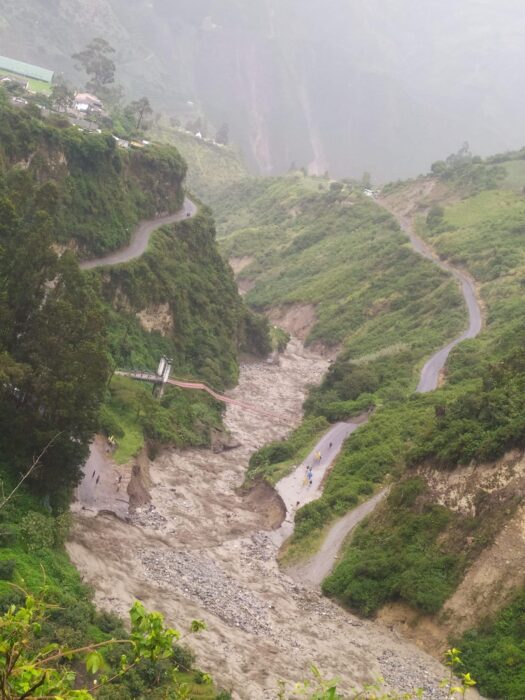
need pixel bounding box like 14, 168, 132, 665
80, 197, 197, 270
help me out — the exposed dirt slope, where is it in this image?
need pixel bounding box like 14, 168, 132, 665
68, 340, 451, 699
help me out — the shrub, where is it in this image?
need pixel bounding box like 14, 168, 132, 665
0, 559, 16, 580
19, 512, 55, 552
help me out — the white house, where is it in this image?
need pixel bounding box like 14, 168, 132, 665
74, 92, 103, 114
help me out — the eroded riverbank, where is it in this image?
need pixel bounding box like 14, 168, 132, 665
68, 339, 450, 699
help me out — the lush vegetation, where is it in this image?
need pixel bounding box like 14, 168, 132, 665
322, 478, 461, 616
153, 126, 249, 203
215, 173, 464, 402
457, 589, 525, 700
246, 416, 330, 485
0, 89, 269, 698
1, 91, 270, 466
99, 207, 270, 389
0, 94, 186, 256
217, 175, 468, 501
0, 193, 109, 503
216, 175, 460, 347
313, 167, 525, 636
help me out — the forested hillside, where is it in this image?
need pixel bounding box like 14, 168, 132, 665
315, 159, 525, 699
0, 93, 267, 698
3, 1, 525, 180
209, 153, 525, 698
0, 96, 186, 256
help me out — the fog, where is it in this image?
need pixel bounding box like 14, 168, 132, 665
2, 0, 525, 180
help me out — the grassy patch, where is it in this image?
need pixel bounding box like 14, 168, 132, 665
456, 588, 525, 700
278, 522, 332, 567
502, 159, 525, 190
315, 172, 525, 629
100, 376, 224, 464
0, 71, 51, 94
246, 415, 330, 486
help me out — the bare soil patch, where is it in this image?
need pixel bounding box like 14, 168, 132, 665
229, 256, 255, 275
137, 302, 174, 336
67, 339, 450, 698
267, 304, 317, 342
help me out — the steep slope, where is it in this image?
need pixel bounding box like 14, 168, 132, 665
3, 1, 525, 179
0, 96, 186, 256
215, 175, 464, 407
318, 160, 525, 698
152, 126, 249, 202
0, 91, 270, 698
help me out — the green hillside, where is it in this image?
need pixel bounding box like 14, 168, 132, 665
215, 174, 464, 418
0, 94, 186, 257
211, 153, 525, 698
0, 93, 267, 698
318, 163, 525, 698
153, 125, 249, 202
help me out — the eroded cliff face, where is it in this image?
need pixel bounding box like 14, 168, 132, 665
7, 0, 525, 180
376, 448, 525, 655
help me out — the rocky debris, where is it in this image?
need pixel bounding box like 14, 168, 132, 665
379, 650, 448, 699
242, 532, 276, 562
211, 427, 242, 453
128, 504, 168, 530
127, 462, 151, 511
140, 548, 272, 636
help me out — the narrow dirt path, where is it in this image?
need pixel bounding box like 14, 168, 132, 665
80, 197, 197, 270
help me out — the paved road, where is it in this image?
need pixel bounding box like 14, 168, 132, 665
399, 215, 483, 392
282, 205, 483, 586
271, 419, 368, 547
73, 437, 129, 519
80, 197, 197, 270
287, 489, 388, 586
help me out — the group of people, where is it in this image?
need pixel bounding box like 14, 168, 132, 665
303, 441, 334, 488
305, 464, 314, 486
304, 450, 323, 487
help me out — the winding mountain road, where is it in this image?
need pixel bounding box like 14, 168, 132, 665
283, 199, 484, 586
80, 197, 197, 270
398, 215, 482, 392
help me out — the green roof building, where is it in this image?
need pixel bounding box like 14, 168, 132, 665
0, 55, 54, 84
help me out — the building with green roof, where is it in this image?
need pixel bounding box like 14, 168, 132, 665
0, 55, 54, 84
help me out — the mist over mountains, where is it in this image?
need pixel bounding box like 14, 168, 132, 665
2, 0, 525, 180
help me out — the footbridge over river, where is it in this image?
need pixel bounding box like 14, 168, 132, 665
116, 356, 288, 422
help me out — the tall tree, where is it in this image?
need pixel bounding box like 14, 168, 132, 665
72, 37, 116, 97
128, 96, 153, 131
0, 198, 109, 502
50, 78, 74, 112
